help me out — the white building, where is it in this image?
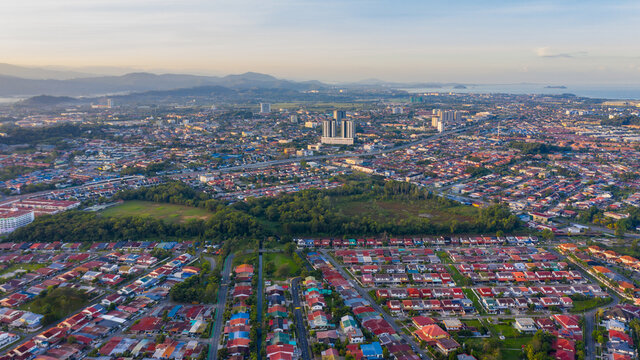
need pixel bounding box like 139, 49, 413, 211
514, 318, 537, 333
0, 209, 34, 234
260, 103, 271, 114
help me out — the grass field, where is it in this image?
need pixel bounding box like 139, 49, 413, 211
20, 287, 90, 325
233, 251, 259, 268
501, 337, 532, 360
0, 263, 45, 278
463, 332, 531, 360
570, 297, 612, 313
263, 252, 301, 281
462, 288, 485, 314
100, 200, 213, 224
333, 198, 479, 224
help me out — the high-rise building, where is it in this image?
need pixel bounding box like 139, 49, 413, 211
322, 119, 337, 138
341, 120, 355, 139
290, 114, 299, 123
260, 103, 271, 114
321, 112, 355, 145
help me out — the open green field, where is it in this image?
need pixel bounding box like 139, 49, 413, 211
263, 252, 301, 281
0, 263, 45, 279
233, 251, 259, 268
332, 198, 479, 223
20, 287, 90, 326
463, 334, 531, 360
100, 200, 213, 224
570, 297, 612, 313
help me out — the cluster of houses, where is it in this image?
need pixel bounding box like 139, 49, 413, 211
222, 263, 255, 360
96, 337, 206, 359
473, 284, 607, 314
0, 255, 101, 309
2, 253, 196, 359
446, 246, 557, 263
411, 316, 462, 355
302, 276, 331, 331
265, 284, 298, 360
585, 245, 640, 273
128, 304, 212, 338
455, 266, 583, 284
600, 304, 640, 360
296, 236, 538, 249
375, 287, 475, 316
560, 244, 640, 303
306, 252, 426, 360
512, 315, 584, 360
44, 176, 162, 203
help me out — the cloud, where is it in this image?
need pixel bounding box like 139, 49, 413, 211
536, 47, 588, 58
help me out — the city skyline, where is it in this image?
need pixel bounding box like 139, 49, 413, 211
2, 0, 640, 84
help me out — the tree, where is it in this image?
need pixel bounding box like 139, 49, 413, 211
541, 229, 555, 241
284, 242, 296, 256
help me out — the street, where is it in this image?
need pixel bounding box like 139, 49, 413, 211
319, 249, 432, 360
209, 253, 235, 360
291, 277, 312, 360
257, 252, 264, 360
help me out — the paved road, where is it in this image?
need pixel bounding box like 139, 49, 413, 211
559, 252, 620, 360
291, 277, 312, 360
319, 250, 432, 360
0, 175, 146, 204
209, 253, 235, 360
257, 252, 264, 360
4, 253, 189, 356
583, 294, 618, 360
546, 247, 621, 360
172, 123, 481, 177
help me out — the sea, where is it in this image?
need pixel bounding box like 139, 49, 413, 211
0, 97, 24, 104
401, 84, 640, 100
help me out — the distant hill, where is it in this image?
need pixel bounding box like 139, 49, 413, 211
16, 95, 78, 107
0, 70, 329, 97
0, 63, 97, 80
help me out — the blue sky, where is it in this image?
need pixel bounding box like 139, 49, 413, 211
1, 0, 639, 83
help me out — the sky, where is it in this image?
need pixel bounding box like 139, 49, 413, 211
1, 0, 640, 84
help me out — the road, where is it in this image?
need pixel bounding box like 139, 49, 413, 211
583, 294, 618, 360
173, 123, 481, 177
291, 277, 312, 360
5, 253, 191, 355
319, 250, 432, 360
554, 218, 640, 239
209, 253, 235, 360
0, 175, 146, 204
546, 247, 620, 360
256, 251, 264, 360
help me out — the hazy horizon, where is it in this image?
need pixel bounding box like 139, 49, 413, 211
2, 1, 640, 84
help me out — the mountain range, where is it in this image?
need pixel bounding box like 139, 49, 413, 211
0, 63, 330, 97
0, 63, 477, 99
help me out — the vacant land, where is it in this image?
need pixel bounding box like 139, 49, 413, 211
101, 200, 213, 224
570, 297, 612, 313
20, 287, 90, 325
263, 252, 301, 281
464, 333, 532, 360
333, 198, 479, 224
0, 263, 46, 282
